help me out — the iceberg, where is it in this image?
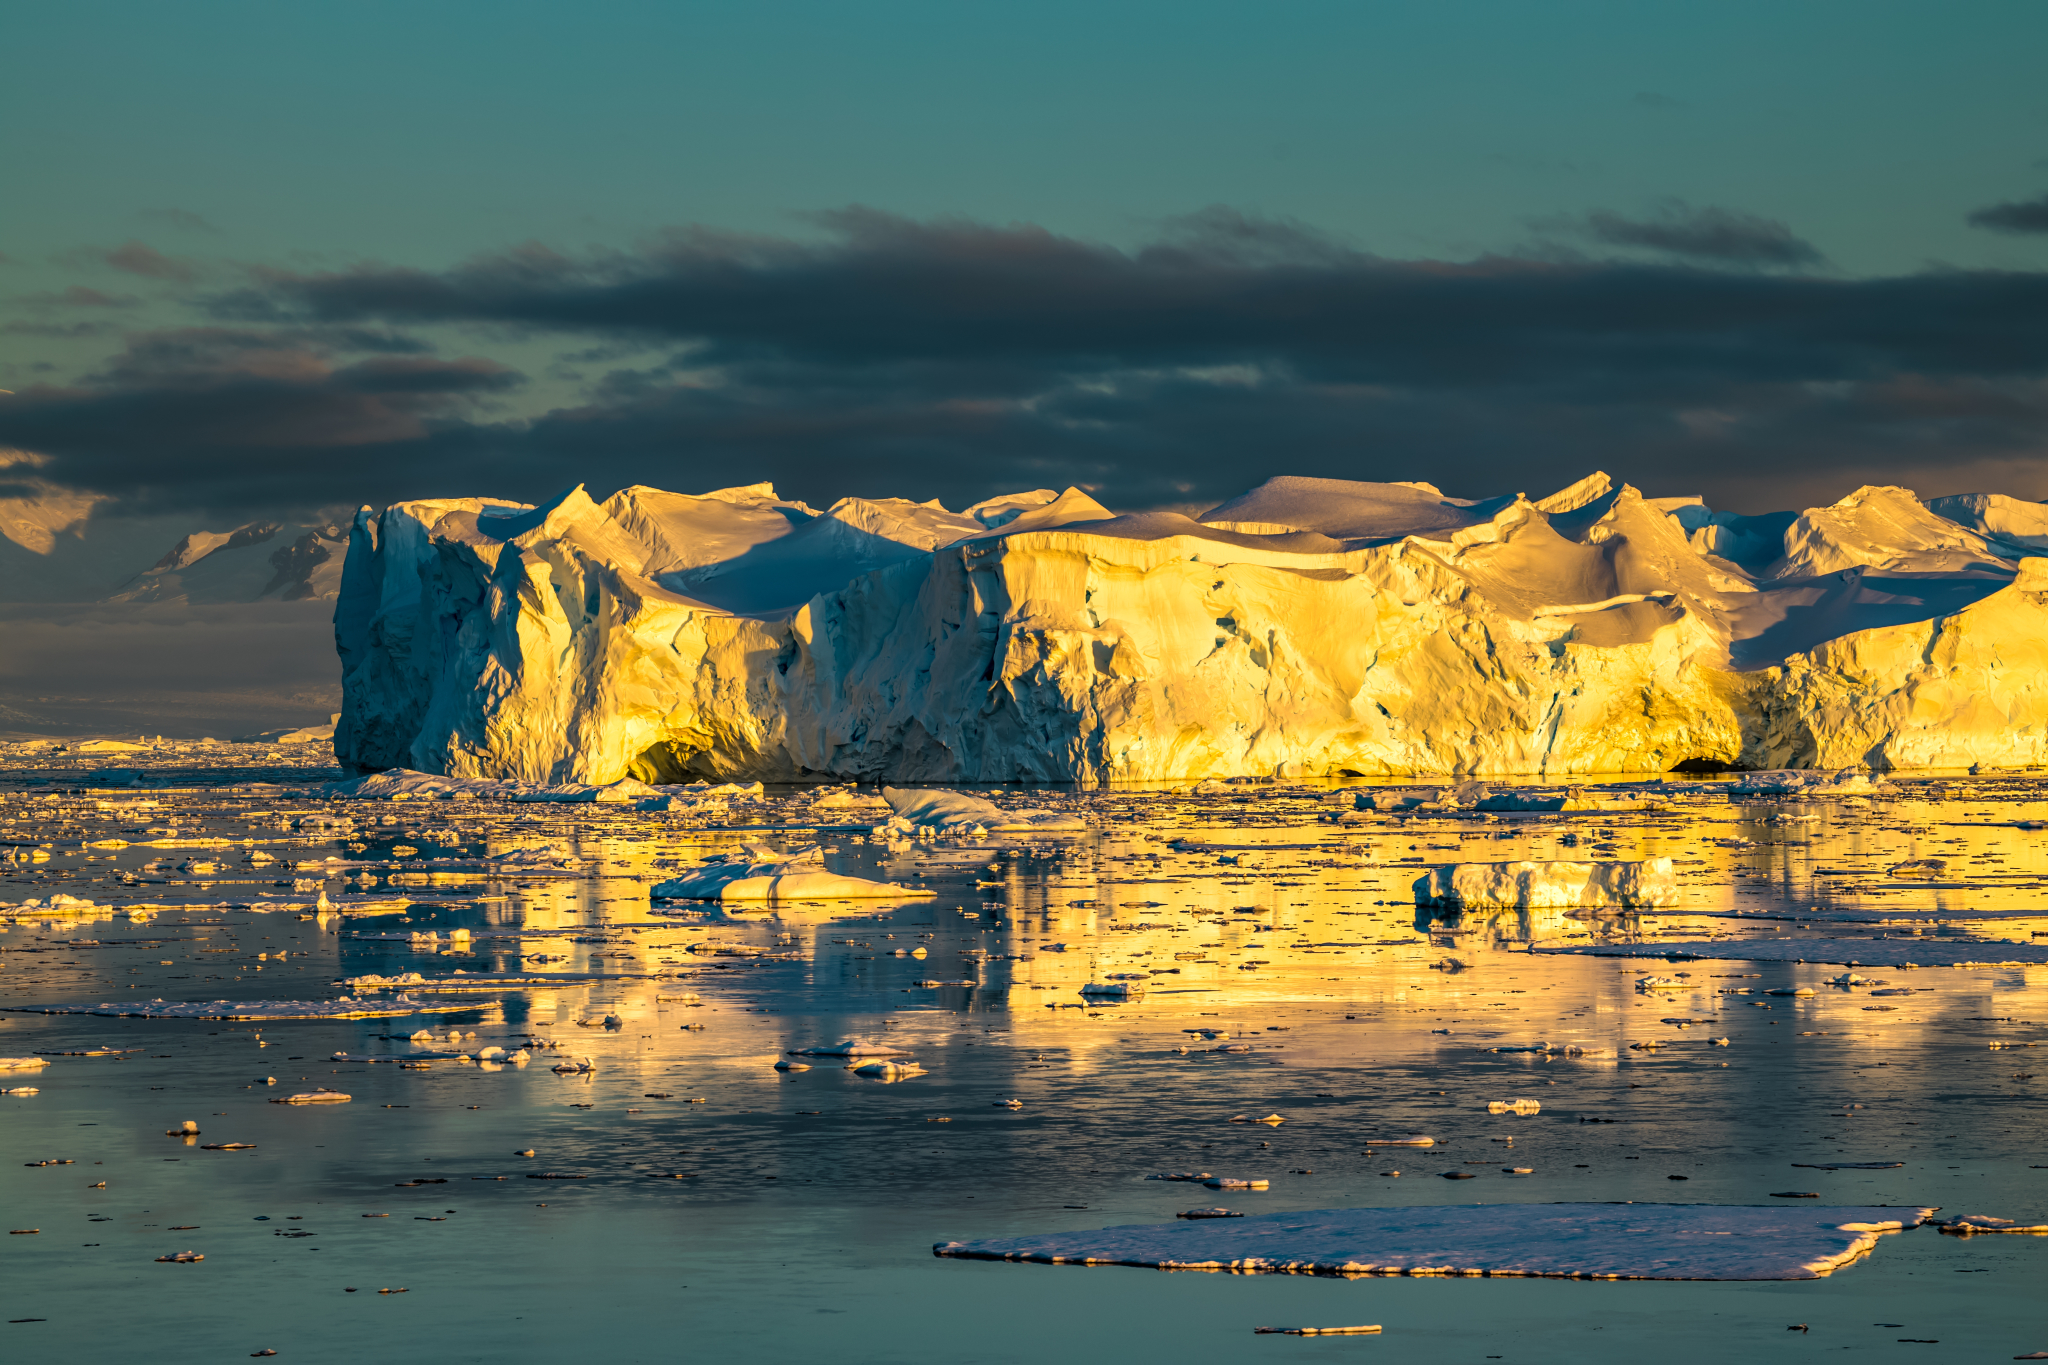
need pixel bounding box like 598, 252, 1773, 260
333, 474, 2048, 784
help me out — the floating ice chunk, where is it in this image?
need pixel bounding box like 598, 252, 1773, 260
1203, 1178, 1269, 1190
550, 1057, 596, 1074
934, 1203, 1939, 1279
1364, 1135, 1436, 1146
1730, 769, 1889, 796
1415, 860, 1676, 910
3, 1087, 41, 1095
774, 1060, 811, 1072
652, 845, 932, 901
1486, 1099, 1542, 1115
1080, 982, 1141, 999
0, 1057, 52, 1070
1253, 1325, 1380, 1336
272, 1089, 350, 1104
809, 789, 891, 811
790, 1039, 916, 1058
9, 997, 480, 1020
1179, 1208, 1243, 1220
853, 1060, 926, 1081
881, 788, 1087, 833
1936, 1214, 2048, 1235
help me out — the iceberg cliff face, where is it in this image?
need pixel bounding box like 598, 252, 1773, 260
333, 474, 2048, 783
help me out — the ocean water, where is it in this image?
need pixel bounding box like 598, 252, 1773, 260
2, 757, 2044, 1362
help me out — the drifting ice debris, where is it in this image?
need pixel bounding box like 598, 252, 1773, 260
550, 1058, 596, 1074
1936, 1215, 2048, 1235
1487, 1100, 1542, 1115
1080, 982, 1141, 999
1415, 860, 1677, 909
788, 1039, 915, 1058
853, 1061, 926, 1081
1203, 1178, 1269, 1190
156, 1251, 203, 1263
1180, 1208, 1244, 1220
881, 788, 1088, 833
933, 1202, 1939, 1279
1364, 1135, 1437, 1146
271, 1089, 350, 1104
994, 1098, 1024, 1109
1731, 770, 1890, 796
651, 844, 931, 901
773, 1061, 810, 1072
1254, 1326, 1381, 1336
0, 1057, 52, 1070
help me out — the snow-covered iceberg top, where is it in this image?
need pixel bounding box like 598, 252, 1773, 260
935, 1203, 1938, 1280
651, 844, 933, 901
1414, 859, 1678, 909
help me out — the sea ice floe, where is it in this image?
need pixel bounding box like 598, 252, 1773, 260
651, 844, 932, 901
1540, 940, 2048, 968
934, 1203, 1938, 1279
1935, 1214, 2048, 1234
789, 1039, 917, 1058
5, 997, 489, 1020
1363, 1135, 1437, 1146
271, 1089, 350, 1104
1414, 860, 1677, 909
0, 1057, 52, 1070
880, 788, 1087, 834
853, 1060, 926, 1081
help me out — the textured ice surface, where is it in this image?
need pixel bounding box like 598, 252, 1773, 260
651, 845, 932, 901
1414, 859, 1677, 908
936, 1203, 1937, 1279
881, 788, 1088, 833
333, 474, 2048, 783
6, 997, 489, 1020
1542, 940, 2048, 967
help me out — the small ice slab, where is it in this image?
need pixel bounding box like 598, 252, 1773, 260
935, 1203, 1937, 1280
1415, 860, 1676, 909
6, 997, 491, 1020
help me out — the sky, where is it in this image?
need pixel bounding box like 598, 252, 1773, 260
5, 0, 2048, 561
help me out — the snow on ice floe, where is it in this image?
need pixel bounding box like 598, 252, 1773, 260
1414, 860, 1677, 909
650, 844, 933, 901
880, 788, 1088, 834
0, 1057, 53, 1070
933, 1203, 1938, 1280
5, 997, 492, 1020
333, 474, 2048, 784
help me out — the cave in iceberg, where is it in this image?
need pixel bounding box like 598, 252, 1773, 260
332, 473, 2048, 784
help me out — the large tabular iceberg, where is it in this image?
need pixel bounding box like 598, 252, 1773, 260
333, 473, 2048, 784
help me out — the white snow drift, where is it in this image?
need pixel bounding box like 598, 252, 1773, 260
334, 474, 2048, 783
934, 1202, 1938, 1280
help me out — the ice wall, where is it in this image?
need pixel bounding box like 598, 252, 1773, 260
332, 475, 2048, 783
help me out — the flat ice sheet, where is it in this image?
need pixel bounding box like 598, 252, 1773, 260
1540, 939, 2048, 967
5, 996, 493, 1020
935, 1203, 1936, 1280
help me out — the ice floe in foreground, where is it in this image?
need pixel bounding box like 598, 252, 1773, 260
5, 997, 490, 1020
935, 1203, 1938, 1279
651, 844, 932, 901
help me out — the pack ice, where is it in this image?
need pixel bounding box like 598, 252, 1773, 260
334, 474, 2048, 783
934, 1203, 1938, 1280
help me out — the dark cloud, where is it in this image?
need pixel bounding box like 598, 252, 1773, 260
14, 287, 139, 309
1574, 202, 1824, 267
1968, 191, 2048, 235
90, 240, 197, 282
2, 209, 2047, 520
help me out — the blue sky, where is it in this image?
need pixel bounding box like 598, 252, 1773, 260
4, 0, 2047, 525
